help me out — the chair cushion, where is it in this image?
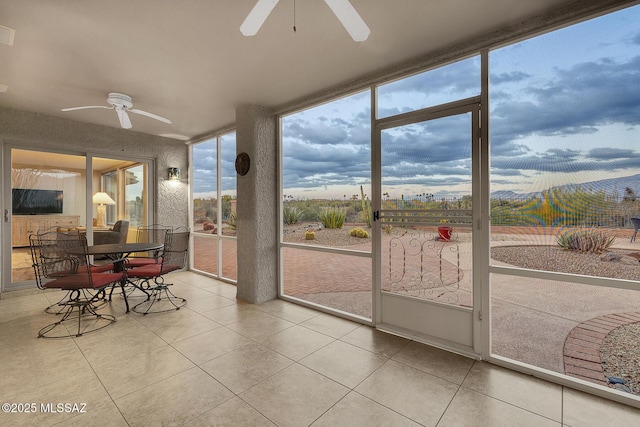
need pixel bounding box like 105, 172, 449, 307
126, 257, 162, 268
43, 272, 123, 290
126, 263, 181, 278
89, 263, 115, 273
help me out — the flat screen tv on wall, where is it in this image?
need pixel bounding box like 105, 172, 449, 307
12, 189, 64, 215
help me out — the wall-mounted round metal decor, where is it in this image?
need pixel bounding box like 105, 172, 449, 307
235, 152, 250, 176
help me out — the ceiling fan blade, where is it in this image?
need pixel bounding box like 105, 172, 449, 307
323, 0, 370, 42
240, 0, 280, 36
116, 109, 132, 129
129, 108, 172, 124
61, 105, 112, 112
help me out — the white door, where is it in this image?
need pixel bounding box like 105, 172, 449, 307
374, 99, 483, 356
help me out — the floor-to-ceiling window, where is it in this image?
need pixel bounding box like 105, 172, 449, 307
280, 90, 372, 320
190, 132, 238, 281
275, 3, 640, 404
488, 6, 640, 392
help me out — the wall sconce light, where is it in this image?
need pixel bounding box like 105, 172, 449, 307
92, 192, 116, 228
168, 167, 181, 180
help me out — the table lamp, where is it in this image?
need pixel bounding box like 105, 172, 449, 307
93, 192, 116, 227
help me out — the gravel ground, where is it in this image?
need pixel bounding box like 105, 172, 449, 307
491, 245, 640, 395
601, 322, 640, 395
490, 246, 640, 281
283, 223, 371, 247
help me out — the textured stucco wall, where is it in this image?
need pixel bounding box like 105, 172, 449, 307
0, 106, 189, 228
235, 105, 278, 303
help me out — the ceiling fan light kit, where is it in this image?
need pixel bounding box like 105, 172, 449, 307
61, 92, 171, 130
241, 0, 370, 42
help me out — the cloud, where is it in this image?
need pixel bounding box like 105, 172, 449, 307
379, 56, 480, 95
491, 55, 640, 146
490, 71, 532, 84
192, 138, 238, 194
586, 147, 640, 160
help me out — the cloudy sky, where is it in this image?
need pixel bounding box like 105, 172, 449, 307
192, 133, 237, 199
195, 5, 640, 201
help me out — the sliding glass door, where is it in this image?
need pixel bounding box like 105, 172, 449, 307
2, 146, 153, 291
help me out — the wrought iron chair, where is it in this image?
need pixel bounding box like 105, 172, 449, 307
631, 217, 640, 243
127, 230, 189, 314
126, 224, 173, 269
30, 232, 123, 338
31, 230, 114, 314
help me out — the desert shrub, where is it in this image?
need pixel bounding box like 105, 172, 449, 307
319, 207, 346, 229
556, 227, 615, 254
283, 206, 304, 225
227, 211, 237, 230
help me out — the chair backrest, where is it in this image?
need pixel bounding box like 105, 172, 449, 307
160, 230, 189, 274
112, 220, 130, 241
29, 231, 88, 288
632, 217, 640, 231
136, 224, 172, 244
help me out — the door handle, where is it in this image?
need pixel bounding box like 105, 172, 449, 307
4, 209, 7, 222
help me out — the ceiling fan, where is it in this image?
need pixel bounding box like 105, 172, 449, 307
241, 0, 370, 42
61, 92, 171, 129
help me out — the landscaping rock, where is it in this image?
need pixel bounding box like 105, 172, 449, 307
599, 253, 639, 266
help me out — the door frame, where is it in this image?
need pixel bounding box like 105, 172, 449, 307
372, 96, 486, 357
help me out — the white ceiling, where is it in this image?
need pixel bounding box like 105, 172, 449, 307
0, 0, 589, 141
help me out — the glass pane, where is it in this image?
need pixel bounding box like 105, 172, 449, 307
281, 90, 372, 246
221, 133, 237, 237
377, 56, 480, 119
281, 90, 372, 319
93, 157, 146, 244
380, 114, 473, 307
191, 133, 236, 280
489, 6, 640, 280
11, 149, 86, 284
192, 138, 218, 233
491, 272, 640, 380
282, 247, 372, 320
192, 234, 218, 275
221, 238, 237, 281
102, 171, 117, 224
123, 164, 145, 229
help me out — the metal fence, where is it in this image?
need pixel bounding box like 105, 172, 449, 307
382, 193, 640, 229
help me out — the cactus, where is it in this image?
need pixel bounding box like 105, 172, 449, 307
305, 230, 316, 240
360, 185, 372, 228
349, 227, 369, 238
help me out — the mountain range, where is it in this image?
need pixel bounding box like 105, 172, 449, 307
491, 174, 640, 200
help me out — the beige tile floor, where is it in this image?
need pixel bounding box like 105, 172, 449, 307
1, 271, 640, 426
